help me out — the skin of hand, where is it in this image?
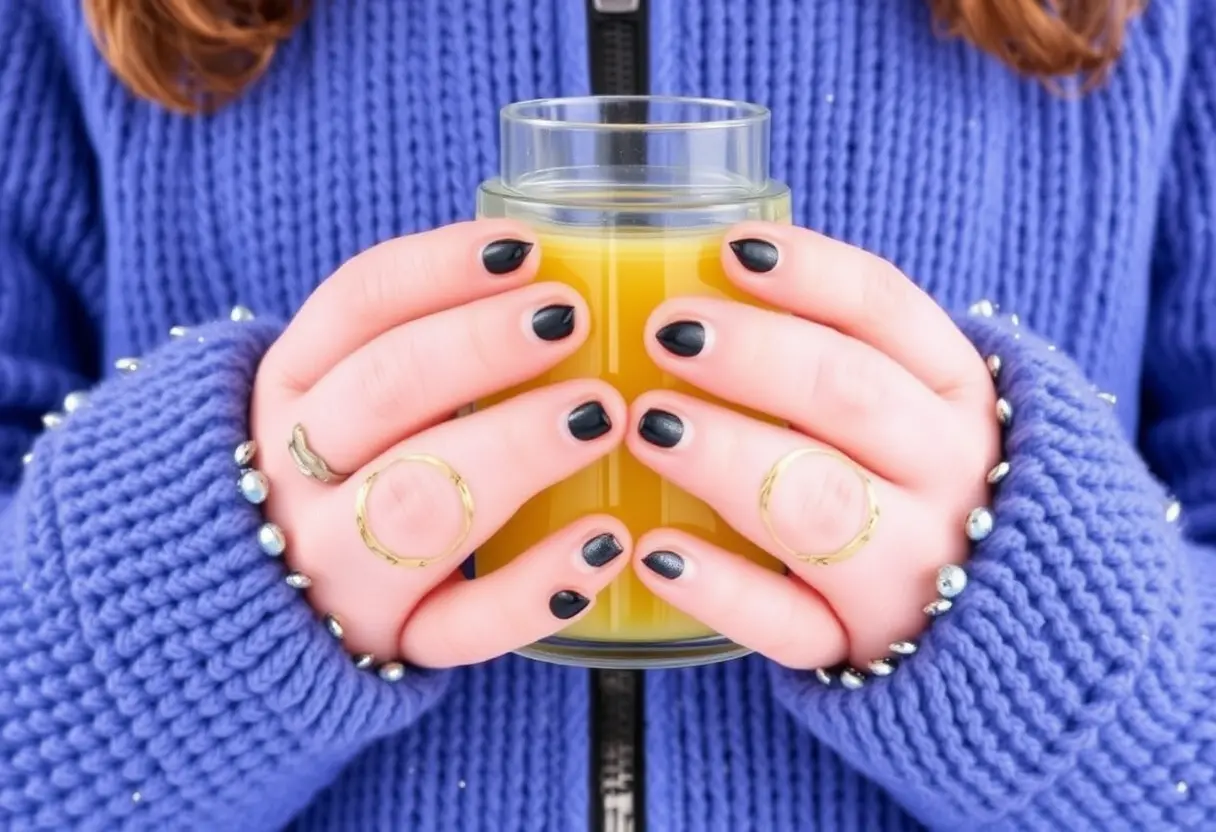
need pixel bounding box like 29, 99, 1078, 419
250, 219, 633, 668
627, 221, 1002, 669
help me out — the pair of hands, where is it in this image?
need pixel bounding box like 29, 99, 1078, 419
250, 219, 1000, 671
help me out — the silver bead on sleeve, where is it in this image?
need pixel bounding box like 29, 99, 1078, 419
232, 429, 408, 682
810, 315, 1015, 690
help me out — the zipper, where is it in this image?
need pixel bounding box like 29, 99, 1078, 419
584, 3, 650, 827
587, 0, 648, 95
587, 0, 650, 170
590, 667, 645, 832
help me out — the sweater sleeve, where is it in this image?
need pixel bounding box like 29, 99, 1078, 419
768, 19, 1216, 832
0, 7, 449, 832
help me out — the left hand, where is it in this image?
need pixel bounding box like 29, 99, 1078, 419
627, 222, 1002, 670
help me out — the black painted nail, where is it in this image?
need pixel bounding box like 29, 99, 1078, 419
655, 321, 705, 357
638, 409, 683, 448
532, 304, 576, 341
568, 401, 612, 441
582, 533, 624, 567
642, 550, 685, 580
481, 239, 533, 275
729, 238, 779, 273
549, 590, 591, 620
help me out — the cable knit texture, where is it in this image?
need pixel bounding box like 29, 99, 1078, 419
1, 320, 452, 830
770, 316, 1214, 830
1, 0, 1215, 829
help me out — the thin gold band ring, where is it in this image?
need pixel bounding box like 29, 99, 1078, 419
355, 454, 475, 568
758, 447, 880, 566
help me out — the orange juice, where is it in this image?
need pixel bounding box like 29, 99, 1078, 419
476, 227, 784, 642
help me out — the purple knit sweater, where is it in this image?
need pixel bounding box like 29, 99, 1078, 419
1, 0, 1214, 829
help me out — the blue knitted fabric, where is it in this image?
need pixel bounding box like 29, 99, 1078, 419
1, 0, 1214, 829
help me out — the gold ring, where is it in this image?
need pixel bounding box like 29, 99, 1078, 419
758, 447, 880, 566
355, 454, 475, 567
288, 423, 349, 484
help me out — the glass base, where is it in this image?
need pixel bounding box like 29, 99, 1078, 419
514, 634, 753, 670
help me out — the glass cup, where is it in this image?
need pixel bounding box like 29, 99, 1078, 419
476, 96, 791, 669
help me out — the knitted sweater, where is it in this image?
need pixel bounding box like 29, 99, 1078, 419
1, 0, 1214, 829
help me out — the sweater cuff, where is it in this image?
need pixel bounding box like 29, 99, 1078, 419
768, 312, 1184, 825
14, 319, 448, 780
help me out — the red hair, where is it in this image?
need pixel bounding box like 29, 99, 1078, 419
84, 0, 1143, 115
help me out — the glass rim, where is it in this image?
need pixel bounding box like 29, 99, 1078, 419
478, 175, 789, 211
501, 95, 770, 132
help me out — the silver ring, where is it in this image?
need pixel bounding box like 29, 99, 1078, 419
288, 423, 349, 484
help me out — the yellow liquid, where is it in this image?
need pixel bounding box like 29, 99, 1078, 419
477, 226, 782, 642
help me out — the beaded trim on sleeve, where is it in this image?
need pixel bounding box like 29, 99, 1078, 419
24, 306, 408, 682
810, 299, 1179, 690
235, 438, 407, 681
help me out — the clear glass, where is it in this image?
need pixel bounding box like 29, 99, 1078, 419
476, 96, 791, 669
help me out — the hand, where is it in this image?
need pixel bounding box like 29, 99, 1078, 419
626, 222, 1001, 670
250, 220, 631, 668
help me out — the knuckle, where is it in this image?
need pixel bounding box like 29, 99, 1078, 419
426, 621, 479, 668
856, 258, 908, 328
379, 462, 447, 532
795, 341, 884, 423
501, 414, 551, 490
823, 347, 886, 419
792, 344, 828, 416
761, 592, 819, 670
352, 254, 400, 315
259, 340, 304, 392
715, 416, 748, 476
405, 624, 463, 669
358, 343, 426, 424
460, 306, 505, 380
500, 416, 533, 462
353, 238, 444, 313
797, 459, 865, 547
405, 242, 447, 297
741, 320, 780, 376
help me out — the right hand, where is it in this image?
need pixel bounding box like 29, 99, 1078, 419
250, 220, 630, 668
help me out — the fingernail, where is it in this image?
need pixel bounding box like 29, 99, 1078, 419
568, 401, 612, 441
549, 589, 591, 619
582, 533, 624, 567
655, 321, 705, 357
729, 238, 779, 273
642, 550, 685, 579
638, 409, 683, 448
482, 239, 534, 275
532, 304, 576, 341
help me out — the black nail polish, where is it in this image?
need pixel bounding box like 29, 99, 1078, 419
481, 239, 533, 275
638, 409, 683, 448
549, 590, 590, 620
582, 533, 624, 567
642, 550, 685, 580
567, 401, 612, 441
729, 238, 779, 273
532, 304, 576, 341
655, 321, 705, 357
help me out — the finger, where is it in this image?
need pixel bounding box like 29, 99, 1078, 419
632, 529, 848, 670
294, 381, 627, 658
401, 517, 632, 668
722, 222, 989, 400
627, 392, 961, 659
290, 282, 588, 476
262, 219, 540, 392
645, 297, 960, 485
